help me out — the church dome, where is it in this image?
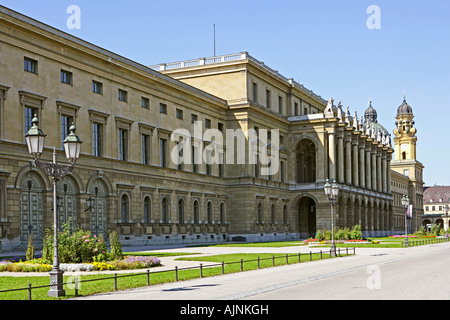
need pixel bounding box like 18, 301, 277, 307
397, 98, 413, 115
364, 102, 378, 123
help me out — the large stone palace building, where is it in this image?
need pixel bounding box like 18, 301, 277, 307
0, 6, 423, 251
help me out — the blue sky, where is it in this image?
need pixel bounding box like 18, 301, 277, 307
1, 0, 448, 185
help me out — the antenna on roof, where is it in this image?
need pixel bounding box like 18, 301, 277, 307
213, 24, 216, 56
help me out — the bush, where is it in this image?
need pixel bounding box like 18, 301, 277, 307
42, 221, 110, 264
26, 234, 35, 261
109, 230, 123, 260
349, 224, 362, 240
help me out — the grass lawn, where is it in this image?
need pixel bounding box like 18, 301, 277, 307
0, 250, 344, 300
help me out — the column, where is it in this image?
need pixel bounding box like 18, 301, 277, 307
345, 138, 352, 185
338, 134, 344, 183
365, 148, 371, 190
371, 151, 377, 192
328, 130, 336, 181
387, 155, 392, 194
359, 145, 365, 188
377, 153, 382, 192
352, 140, 359, 188
381, 154, 387, 193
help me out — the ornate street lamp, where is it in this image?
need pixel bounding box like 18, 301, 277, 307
324, 179, 339, 257
25, 115, 82, 297
401, 195, 409, 247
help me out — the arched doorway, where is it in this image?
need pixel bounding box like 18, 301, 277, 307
20, 171, 45, 244
298, 196, 316, 238
296, 139, 316, 183
57, 176, 79, 232
89, 179, 108, 238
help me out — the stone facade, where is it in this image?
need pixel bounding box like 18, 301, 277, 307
0, 6, 422, 251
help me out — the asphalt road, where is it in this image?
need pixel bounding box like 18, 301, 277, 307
72, 241, 450, 301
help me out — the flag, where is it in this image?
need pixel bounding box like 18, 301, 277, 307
406, 205, 413, 219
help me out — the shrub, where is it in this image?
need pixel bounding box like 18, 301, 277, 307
109, 230, 123, 260
349, 224, 362, 240
26, 234, 35, 261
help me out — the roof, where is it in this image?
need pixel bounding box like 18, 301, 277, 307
423, 186, 450, 204
397, 98, 413, 115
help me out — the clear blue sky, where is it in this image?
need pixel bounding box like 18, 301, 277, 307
2, 0, 448, 185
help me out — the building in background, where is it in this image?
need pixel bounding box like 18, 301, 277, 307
423, 185, 450, 231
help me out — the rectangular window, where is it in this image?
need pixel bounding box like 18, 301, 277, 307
25, 106, 37, 134
266, 90, 271, 108
61, 70, 73, 85
205, 118, 211, 128
191, 114, 198, 123
252, 82, 258, 103
159, 103, 167, 114
141, 134, 150, 164
24, 57, 38, 74
176, 108, 183, 119
159, 138, 167, 167
294, 102, 299, 116
218, 122, 224, 132
280, 161, 285, 182
118, 129, 128, 161
61, 115, 74, 149
92, 81, 103, 94
278, 96, 283, 114
192, 146, 197, 173
118, 89, 128, 102
92, 122, 103, 157
141, 97, 149, 109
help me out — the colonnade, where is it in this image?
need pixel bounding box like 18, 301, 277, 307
328, 126, 392, 194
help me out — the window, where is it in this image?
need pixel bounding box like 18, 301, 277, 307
193, 200, 199, 224
162, 198, 169, 223
25, 106, 37, 134
192, 146, 197, 173
141, 97, 150, 109
218, 122, 224, 132
220, 202, 225, 224
271, 204, 275, 224
403, 169, 409, 176
144, 196, 151, 223
92, 81, 103, 94
118, 89, 128, 102
278, 96, 283, 114
266, 90, 271, 108
24, 57, 38, 73
252, 82, 258, 103
283, 205, 288, 224
159, 138, 167, 167
92, 122, 103, 157
257, 203, 262, 224
191, 114, 198, 123
294, 102, 299, 116
176, 108, 183, 119
121, 194, 129, 223
280, 161, 285, 182
61, 115, 74, 149
207, 202, 212, 223
141, 134, 150, 164
205, 118, 211, 128
178, 199, 184, 222
118, 128, 128, 161
159, 103, 167, 114
61, 70, 73, 85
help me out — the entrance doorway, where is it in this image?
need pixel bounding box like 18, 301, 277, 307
298, 197, 316, 238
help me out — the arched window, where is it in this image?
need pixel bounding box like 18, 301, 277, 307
296, 139, 316, 183
161, 197, 168, 223
121, 194, 129, 223
220, 202, 225, 224
257, 203, 262, 224
207, 201, 212, 223
178, 199, 184, 223
193, 200, 199, 223
283, 205, 288, 224
144, 196, 151, 223
402, 151, 407, 160
271, 204, 275, 224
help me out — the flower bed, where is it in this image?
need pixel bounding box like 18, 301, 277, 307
0, 255, 161, 273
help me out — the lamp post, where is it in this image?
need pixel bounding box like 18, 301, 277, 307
324, 179, 339, 257
25, 115, 82, 297
401, 195, 409, 247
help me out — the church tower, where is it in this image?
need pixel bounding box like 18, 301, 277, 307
391, 97, 424, 230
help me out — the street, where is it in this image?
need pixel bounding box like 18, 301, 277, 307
72, 241, 450, 301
